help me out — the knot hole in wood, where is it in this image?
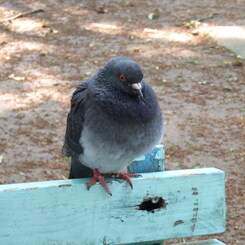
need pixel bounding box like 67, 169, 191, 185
137, 197, 167, 213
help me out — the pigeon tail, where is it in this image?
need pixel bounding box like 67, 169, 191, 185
69, 154, 93, 179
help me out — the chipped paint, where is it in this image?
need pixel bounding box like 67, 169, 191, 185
4, 188, 19, 191
58, 184, 72, 187
26, 187, 38, 190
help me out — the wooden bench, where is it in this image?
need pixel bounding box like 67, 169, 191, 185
0, 145, 226, 245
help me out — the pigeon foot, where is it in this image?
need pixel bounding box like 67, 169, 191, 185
110, 172, 141, 189
88, 168, 112, 196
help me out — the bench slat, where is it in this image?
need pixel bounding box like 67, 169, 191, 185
128, 145, 164, 173
171, 238, 226, 245
0, 168, 225, 245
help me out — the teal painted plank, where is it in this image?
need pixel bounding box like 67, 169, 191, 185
129, 242, 163, 245
171, 239, 226, 245
128, 145, 164, 173
0, 168, 225, 245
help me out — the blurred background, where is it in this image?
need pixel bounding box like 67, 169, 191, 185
0, 1, 244, 244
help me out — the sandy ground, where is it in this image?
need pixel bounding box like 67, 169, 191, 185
0, 0, 244, 244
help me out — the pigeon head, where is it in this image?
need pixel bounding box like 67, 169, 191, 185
101, 56, 144, 98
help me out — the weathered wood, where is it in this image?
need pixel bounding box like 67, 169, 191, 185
171, 238, 226, 245
0, 168, 225, 245
128, 145, 164, 173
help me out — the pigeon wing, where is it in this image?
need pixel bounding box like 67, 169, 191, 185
62, 82, 88, 156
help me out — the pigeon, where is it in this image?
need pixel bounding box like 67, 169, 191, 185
62, 56, 163, 195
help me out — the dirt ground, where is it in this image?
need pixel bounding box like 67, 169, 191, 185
0, 0, 244, 244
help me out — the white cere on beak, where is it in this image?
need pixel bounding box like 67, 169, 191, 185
130, 82, 142, 90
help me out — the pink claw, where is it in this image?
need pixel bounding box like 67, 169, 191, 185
110, 172, 141, 189
88, 168, 112, 195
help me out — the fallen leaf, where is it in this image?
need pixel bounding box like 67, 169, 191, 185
187, 60, 199, 64
173, 162, 180, 167
39, 51, 48, 56
133, 47, 140, 52
228, 77, 239, 82
64, 53, 72, 59
42, 23, 51, 28
8, 74, 25, 81
222, 87, 233, 91
148, 8, 160, 20
0, 41, 7, 46
232, 61, 243, 67
198, 81, 208, 85
148, 13, 158, 20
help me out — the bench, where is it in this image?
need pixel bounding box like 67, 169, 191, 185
0, 145, 226, 245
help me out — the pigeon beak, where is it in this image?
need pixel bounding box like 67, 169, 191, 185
131, 82, 142, 90
130, 82, 143, 98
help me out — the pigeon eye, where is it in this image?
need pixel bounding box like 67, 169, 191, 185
119, 74, 126, 81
